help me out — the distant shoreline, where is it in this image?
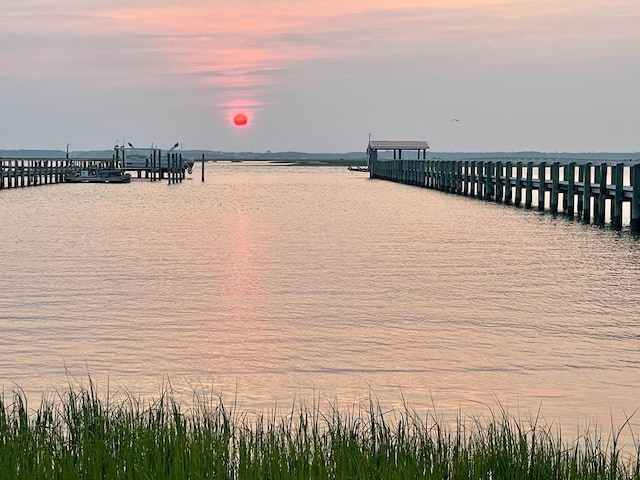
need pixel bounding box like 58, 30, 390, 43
1, 149, 638, 164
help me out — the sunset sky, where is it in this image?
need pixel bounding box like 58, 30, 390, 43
1, 0, 638, 153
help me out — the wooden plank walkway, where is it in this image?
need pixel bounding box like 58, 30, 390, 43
370, 158, 640, 233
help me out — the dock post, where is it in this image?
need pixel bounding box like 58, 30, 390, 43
444, 161, 450, 191
525, 162, 533, 209
596, 163, 607, 226
505, 162, 513, 205
495, 161, 503, 202
484, 161, 493, 200
538, 162, 546, 211
613, 162, 624, 230
424, 160, 429, 187
632, 164, 640, 234
577, 165, 584, 217
453, 161, 459, 193
162, 149, 166, 181
470, 161, 477, 196
551, 162, 560, 215
477, 161, 484, 199
515, 162, 522, 206
0, 160, 3, 189
463, 161, 469, 195
567, 163, 575, 218
425, 158, 428, 186
561, 164, 568, 212
431, 160, 436, 188
445, 160, 450, 191
201, 154, 205, 182
583, 163, 592, 223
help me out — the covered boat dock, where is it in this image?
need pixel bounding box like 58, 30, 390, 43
367, 140, 430, 162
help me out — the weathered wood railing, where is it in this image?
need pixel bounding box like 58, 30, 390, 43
370, 158, 640, 233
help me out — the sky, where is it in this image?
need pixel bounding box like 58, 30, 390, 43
1, 0, 639, 153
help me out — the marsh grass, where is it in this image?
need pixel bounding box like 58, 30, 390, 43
1, 382, 639, 479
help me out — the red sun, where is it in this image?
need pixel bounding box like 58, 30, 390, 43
233, 113, 248, 127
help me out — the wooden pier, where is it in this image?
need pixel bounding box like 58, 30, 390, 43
1, 150, 189, 190
368, 143, 640, 233
0, 159, 70, 189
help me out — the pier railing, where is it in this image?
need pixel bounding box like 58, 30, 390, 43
370, 158, 640, 233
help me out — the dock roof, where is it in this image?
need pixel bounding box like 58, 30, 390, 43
368, 140, 429, 150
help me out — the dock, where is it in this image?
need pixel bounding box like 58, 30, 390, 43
0, 159, 69, 189
1, 146, 191, 190
367, 141, 640, 233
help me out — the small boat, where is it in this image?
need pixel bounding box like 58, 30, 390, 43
347, 165, 369, 172
65, 167, 132, 183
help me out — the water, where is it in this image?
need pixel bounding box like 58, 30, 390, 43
2, 163, 640, 440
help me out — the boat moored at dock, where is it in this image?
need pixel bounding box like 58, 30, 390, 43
65, 167, 131, 183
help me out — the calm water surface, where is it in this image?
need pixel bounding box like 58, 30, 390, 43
2, 164, 640, 438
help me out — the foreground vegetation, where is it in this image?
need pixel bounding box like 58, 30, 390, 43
1, 384, 639, 479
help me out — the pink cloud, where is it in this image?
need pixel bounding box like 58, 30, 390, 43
2, 0, 638, 114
